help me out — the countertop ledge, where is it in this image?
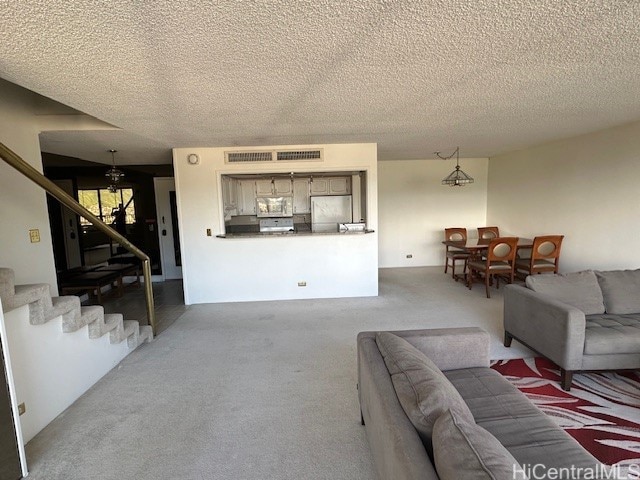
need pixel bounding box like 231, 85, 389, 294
216, 230, 375, 238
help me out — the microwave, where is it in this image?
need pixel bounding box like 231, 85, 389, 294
256, 196, 293, 217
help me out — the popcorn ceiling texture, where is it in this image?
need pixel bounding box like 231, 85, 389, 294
1, 0, 639, 163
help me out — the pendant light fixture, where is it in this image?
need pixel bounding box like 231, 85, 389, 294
437, 147, 474, 187
105, 149, 124, 193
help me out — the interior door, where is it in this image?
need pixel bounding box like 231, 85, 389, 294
0, 340, 23, 480
53, 180, 82, 269
154, 178, 182, 280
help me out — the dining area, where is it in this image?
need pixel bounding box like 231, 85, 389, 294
443, 226, 564, 298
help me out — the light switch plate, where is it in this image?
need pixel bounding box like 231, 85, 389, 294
29, 229, 40, 243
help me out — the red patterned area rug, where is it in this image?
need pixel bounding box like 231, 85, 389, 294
491, 358, 640, 473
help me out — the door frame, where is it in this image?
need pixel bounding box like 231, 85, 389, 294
0, 302, 28, 478
53, 180, 82, 269
154, 177, 183, 280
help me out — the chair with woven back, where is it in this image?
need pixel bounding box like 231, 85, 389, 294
444, 228, 470, 281
477, 226, 500, 239
515, 235, 564, 277
467, 237, 519, 298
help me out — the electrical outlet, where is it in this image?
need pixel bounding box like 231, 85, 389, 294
206, 228, 212, 236
298, 281, 307, 287
406, 254, 413, 258
18, 403, 26, 415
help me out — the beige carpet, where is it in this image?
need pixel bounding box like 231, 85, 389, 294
24, 267, 532, 479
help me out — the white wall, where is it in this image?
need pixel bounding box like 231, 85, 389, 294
0, 80, 135, 445
487, 120, 640, 272
0, 81, 59, 291
1, 304, 134, 443
378, 158, 489, 267
0, 78, 116, 290
173, 143, 378, 304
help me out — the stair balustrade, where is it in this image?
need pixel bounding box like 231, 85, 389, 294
0, 142, 156, 335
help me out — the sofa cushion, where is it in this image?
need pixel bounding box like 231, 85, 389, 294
584, 313, 640, 355
525, 270, 605, 315
444, 367, 602, 473
595, 270, 640, 314
433, 408, 527, 480
375, 332, 474, 453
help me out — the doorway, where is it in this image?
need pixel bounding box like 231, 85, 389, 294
154, 178, 182, 280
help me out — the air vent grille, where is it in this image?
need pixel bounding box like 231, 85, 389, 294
277, 150, 322, 161
225, 148, 323, 164
227, 152, 273, 163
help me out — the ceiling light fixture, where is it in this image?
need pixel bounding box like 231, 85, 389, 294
437, 147, 474, 187
105, 149, 125, 193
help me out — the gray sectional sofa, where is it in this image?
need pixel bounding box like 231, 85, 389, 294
504, 269, 640, 390
357, 327, 603, 480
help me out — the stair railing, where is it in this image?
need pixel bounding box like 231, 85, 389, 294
0, 142, 156, 335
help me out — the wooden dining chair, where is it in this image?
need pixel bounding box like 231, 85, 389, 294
444, 228, 470, 281
515, 235, 564, 276
467, 237, 519, 298
477, 226, 500, 239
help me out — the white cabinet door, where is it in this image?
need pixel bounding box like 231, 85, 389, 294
310, 178, 329, 195
329, 177, 351, 195
255, 179, 273, 196
222, 176, 237, 209
274, 178, 293, 195
256, 178, 292, 196
293, 179, 310, 214
310, 177, 351, 196
237, 180, 256, 215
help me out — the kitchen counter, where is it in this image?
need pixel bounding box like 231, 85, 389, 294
216, 229, 375, 238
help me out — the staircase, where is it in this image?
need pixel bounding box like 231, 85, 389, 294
0, 267, 152, 348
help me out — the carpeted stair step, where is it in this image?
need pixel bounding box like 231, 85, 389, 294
89, 313, 122, 339
72, 305, 105, 333
138, 325, 153, 345
49, 296, 81, 325
13, 284, 53, 323
1, 266, 152, 355
121, 320, 139, 347
11, 284, 50, 313
0, 267, 15, 306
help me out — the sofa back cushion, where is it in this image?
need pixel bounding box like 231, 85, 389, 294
375, 332, 474, 454
595, 270, 640, 314
433, 408, 528, 480
525, 270, 605, 315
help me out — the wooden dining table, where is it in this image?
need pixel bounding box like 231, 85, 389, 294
441, 237, 534, 281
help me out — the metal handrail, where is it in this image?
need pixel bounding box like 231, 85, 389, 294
0, 142, 156, 335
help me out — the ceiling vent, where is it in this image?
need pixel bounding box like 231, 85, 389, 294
276, 150, 322, 161
226, 151, 274, 163
225, 148, 323, 164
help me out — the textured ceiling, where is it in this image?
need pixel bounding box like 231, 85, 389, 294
1, 0, 640, 165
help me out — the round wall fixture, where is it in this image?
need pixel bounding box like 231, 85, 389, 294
187, 153, 200, 165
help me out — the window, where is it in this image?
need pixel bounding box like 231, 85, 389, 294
78, 188, 136, 226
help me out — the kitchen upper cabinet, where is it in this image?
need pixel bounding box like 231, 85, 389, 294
221, 176, 238, 210
255, 179, 274, 196
310, 178, 329, 196
293, 178, 310, 214
274, 179, 292, 195
329, 177, 350, 195
256, 178, 293, 196
310, 177, 351, 196
237, 179, 257, 215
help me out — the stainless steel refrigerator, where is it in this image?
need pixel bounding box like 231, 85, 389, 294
311, 195, 353, 232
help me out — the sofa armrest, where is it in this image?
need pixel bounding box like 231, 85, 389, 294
357, 327, 489, 371
357, 337, 439, 480
504, 285, 586, 371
